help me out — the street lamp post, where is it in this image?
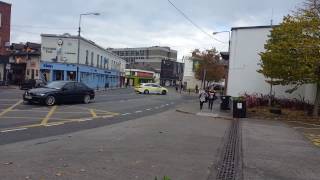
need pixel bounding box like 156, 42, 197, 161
76, 12, 100, 82
212, 30, 231, 95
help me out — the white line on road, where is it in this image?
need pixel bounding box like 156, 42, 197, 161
121, 113, 131, 116
44, 122, 65, 127
145, 108, 152, 111
77, 118, 93, 122
135, 110, 143, 113
166, 104, 169, 106
155, 106, 159, 109
1, 128, 27, 133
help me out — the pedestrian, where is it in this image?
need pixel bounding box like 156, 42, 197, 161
195, 84, 199, 93
175, 84, 178, 92
208, 90, 216, 110
199, 89, 208, 110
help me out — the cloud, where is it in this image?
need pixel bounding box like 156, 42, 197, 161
5, 0, 305, 59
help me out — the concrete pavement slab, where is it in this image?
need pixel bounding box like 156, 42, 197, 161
242, 118, 320, 180
0, 110, 230, 180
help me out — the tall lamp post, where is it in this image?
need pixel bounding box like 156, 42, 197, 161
212, 30, 231, 95
76, 12, 100, 82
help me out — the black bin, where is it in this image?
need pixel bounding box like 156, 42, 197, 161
220, 95, 231, 110
233, 100, 247, 118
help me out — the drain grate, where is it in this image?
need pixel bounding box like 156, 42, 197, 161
216, 119, 242, 180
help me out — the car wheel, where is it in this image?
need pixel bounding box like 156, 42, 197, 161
83, 94, 90, 104
162, 90, 167, 95
45, 96, 56, 106
144, 90, 149, 94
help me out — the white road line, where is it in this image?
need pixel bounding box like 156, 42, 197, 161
44, 122, 64, 127
135, 110, 142, 113
166, 104, 169, 106
155, 106, 159, 109
145, 108, 152, 111
1, 128, 27, 133
171, 102, 174, 104
121, 113, 131, 116
77, 118, 93, 122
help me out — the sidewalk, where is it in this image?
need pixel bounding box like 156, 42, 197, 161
242, 118, 320, 180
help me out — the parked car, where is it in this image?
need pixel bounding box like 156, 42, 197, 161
135, 83, 168, 95
23, 81, 95, 106
20, 79, 46, 90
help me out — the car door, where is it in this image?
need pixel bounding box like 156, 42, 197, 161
151, 84, 160, 94
74, 82, 87, 102
60, 82, 76, 103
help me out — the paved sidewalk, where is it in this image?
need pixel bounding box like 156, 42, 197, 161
242, 118, 320, 180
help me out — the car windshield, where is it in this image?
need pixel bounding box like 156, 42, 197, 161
45, 81, 68, 89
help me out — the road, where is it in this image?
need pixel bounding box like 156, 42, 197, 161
0, 87, 191, 145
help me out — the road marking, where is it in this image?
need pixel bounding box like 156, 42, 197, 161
1, 128, 27, 133
44, 122, 65, 127
41, 106, 57, 126
145, 108, 152, 111
77, 118, 93, 122
90, 109, 97, 118
11, 109, 50, 113
121, 113, 131, 116
0, 116, 42, 119
155, 106, 159, 109
166, 104, 169, 106
135, 110, 142, 113
0, 100, 23, 117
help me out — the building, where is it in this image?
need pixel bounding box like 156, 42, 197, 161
0, 1, 10, 55
182, 56, 202, 90
0, 1, 11, 83
160, 59, 184, 86
227, 25, 315, 102
41, 34, 126, 89
6, 42, 41, 85
125, 69, 155, 86
110, 46, 177, 73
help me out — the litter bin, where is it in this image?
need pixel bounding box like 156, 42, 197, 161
233, 99, 247, 118
220, 95, 231, 110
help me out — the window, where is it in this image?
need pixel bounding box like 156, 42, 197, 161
100, 56, 103, 68
97, 54, 99, 67
63, 82, 75, 90
0, 13, 2, 28
85, 50, 89, 65
91, 52, 94, 66
36, 70, 39, 77
27, 69, 30, 75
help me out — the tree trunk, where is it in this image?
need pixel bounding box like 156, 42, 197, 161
313, 82, 320, 117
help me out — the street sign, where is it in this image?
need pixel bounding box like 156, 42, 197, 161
5, 64, 11, 70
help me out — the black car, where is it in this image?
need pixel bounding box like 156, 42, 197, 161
23, 81, 95, 106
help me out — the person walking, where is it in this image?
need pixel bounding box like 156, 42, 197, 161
208, 90, 216, 110
199, 89, 208, 110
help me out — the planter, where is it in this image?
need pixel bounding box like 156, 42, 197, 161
269, 107, 282, 115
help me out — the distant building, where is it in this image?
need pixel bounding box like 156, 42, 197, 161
227, 25, 315, 102
41, 34, 126, 89
125, 69, 155, 86
109, 46, 177, 73
160, 59, 184, 86
0, 1, 11, 83
7, 42, 41, 84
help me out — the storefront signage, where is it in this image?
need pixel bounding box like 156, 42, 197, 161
42, 47, 57, 53
137, 72, 153, 78
43, 64, 53, 69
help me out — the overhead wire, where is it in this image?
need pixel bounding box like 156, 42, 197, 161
167, 0, 227, 44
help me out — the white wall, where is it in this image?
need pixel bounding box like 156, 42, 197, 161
41, 35, 126, 73
227, 27, 316, 103
182, 56, 201, 89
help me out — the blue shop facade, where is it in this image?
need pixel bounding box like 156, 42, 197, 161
40, 62, 122, 89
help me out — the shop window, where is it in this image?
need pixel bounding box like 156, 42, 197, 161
85, 50, 89, 65
91, 52, 94, 66
36, 70, 39, 77
27, 69, 30, 75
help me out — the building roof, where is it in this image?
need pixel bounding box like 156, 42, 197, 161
0, 1, 11, 6
231, 25, 278, 31
109, 46, 177, 53
41, 33, 126, 63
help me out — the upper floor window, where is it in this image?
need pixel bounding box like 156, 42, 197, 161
91, 52, 94, 66
85, 50, 89, 65
100, 56, 103, 68
97, 54, 99, 67
0, 13, 2, 28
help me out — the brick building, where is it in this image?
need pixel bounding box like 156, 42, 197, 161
0, 1, 11, 83
0, 1, 11, 55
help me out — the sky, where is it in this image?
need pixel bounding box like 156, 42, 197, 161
4, 0, 305, 60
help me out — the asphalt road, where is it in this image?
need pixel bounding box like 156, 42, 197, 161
0, 87, 193, 145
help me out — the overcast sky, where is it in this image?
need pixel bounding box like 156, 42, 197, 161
5, 0, 304, 60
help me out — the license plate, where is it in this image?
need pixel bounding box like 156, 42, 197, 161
25, 95, 32, 99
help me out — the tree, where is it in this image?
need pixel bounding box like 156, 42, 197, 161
192, 49, 226, 88
258, 7, 320, 116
